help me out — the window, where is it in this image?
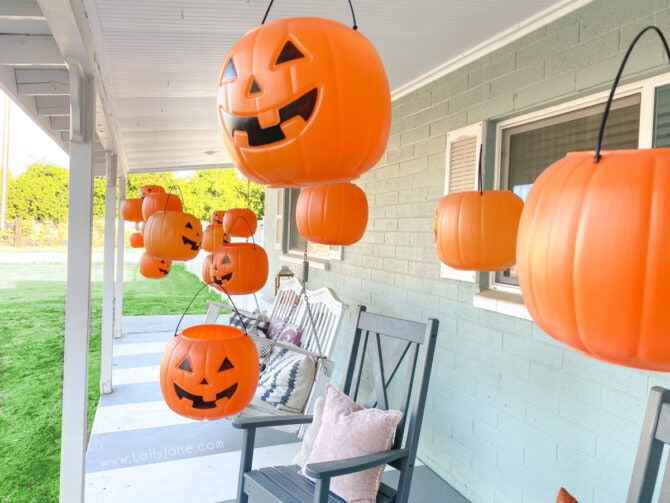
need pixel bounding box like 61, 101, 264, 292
489, 77, 670, 293
276, 188, 342, 264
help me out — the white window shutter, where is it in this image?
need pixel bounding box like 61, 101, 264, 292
440, 122, 484, 283
274, 188, 284, 250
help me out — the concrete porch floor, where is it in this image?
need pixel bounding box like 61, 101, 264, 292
84, 314, 469, 503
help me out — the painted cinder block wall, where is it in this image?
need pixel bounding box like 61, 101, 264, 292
263, 0, 670, 501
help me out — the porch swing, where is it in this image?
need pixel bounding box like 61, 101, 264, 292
204, 244, 346, 421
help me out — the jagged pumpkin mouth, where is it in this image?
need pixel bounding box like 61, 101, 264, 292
222, 88, 317, 147
173, 382, 238, 409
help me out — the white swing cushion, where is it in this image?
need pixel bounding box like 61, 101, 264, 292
255, 346, 317, 413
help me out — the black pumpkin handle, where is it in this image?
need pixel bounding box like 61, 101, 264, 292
165, 184, 188, 213
477, 144, 484, 196
227, 213, 259, 247
173, 281, 249, 337
594, 25, 670, 163
261, 0, 358, 30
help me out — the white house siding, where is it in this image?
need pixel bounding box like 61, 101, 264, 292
262, 1, 670, 501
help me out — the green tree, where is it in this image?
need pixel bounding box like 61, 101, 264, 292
179, 169, 265, 221
93, 176, 106, 218
7, 163, 69, 222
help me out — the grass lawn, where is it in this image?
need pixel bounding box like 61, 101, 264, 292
0, 257, 223, 503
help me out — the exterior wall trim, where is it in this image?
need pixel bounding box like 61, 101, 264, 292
391, 0, 595, 101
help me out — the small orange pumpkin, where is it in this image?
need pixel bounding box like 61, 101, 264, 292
516, 149, 670, 370
129, 231, 144, 249
160, 324, 259, 420
296, 182, 368, 245
211, 210, 225, 225
120, 198, 144, 222
144, 211, 202, 261
140, 184, 166, 199
433, 190, 523, 271
142, 192, 184, 221
217, 17, 390, 187
139, 252, 171, 279
223, 208, 257, 238
202, 223, 229, 253
210, 242, 268, 295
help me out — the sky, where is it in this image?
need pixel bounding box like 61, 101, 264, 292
0, 89, 70, 175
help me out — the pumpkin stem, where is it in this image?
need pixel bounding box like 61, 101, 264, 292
595, 25, 670, 163
261, 0, 358, 29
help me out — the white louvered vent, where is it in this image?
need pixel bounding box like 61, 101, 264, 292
440, 122, 484, 283
448, 135, 478, 193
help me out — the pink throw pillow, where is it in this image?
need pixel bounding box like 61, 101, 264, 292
303, 385, 402, 503
267, 321, 302, 347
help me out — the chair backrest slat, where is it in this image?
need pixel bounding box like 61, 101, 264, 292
627, 386, 670, 502
341, 305, 440, 498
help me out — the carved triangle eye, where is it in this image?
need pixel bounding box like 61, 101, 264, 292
218, 357, 234, 372
223, 58, 237, 80
185, 222, 193, 229
275, 41, 304, 65
223, 255, 231, 264
178, 356, 193, 372
249, 78, 261, 95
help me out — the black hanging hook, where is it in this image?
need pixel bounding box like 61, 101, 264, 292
594, 26, 670, 163
262, 0, 358, 29
477, 144, 484, 196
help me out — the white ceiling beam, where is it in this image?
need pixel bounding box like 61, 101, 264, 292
16, 68, 69, 95
0, 35, 63, 65
0, 0, 44, 20
35, 95, 69, 116
50, 116, 69, 131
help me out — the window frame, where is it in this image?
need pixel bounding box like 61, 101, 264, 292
489, 73, 670, 297
278, 188, 343, 269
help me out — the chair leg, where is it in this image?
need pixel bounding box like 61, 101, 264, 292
237, 428, 256, 503
314, 478, 330, 503
394, 458, 414, 503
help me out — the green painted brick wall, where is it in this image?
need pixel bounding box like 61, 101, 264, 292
262, 1, 670, 501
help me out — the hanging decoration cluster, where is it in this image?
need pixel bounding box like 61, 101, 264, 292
119, 184, 205, 279
216, 6, 391, 245
199, 208, 269, 295
515, 26, 670, 371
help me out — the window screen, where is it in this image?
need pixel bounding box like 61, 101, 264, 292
654, 84, 670, 147
496, 95, 641, 287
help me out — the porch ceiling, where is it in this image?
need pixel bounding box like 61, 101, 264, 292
0, 0, 591, 177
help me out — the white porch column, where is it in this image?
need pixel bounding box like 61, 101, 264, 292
100, 151, 117, 394
114, 176, 126, 338
59, 60, 95, 503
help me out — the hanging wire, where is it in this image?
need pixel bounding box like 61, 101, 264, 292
262, 0, 358, 29
594, 26, 670, 162
477, 144, 484, 196
173, 281, 248, 337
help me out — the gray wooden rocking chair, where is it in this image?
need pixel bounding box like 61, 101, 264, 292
232, 305, 439, 503
627, 386, 670, 502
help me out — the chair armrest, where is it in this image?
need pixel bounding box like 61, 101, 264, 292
232, 413, 313, 430
304, 448, 408, 479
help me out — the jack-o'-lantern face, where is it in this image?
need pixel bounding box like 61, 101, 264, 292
160, 325, 259, 420
210, 243, 268, 295
140, 184, 166, 199
144, 211, 202, 261
140, 252, 172, 279
211, 210, 225, 225
217, 17, 391, 187
139, 252, 172, 279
